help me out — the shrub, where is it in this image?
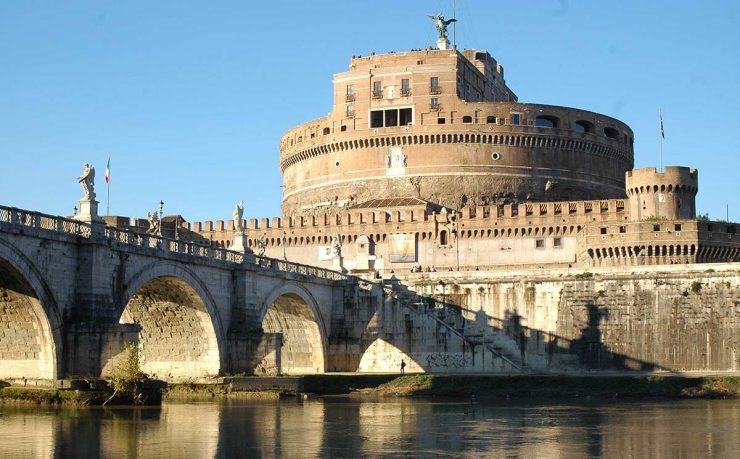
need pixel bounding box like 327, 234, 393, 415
690, 281, 702, 294
106, 342, 148, 405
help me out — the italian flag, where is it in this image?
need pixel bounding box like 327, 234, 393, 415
105, 157, 110, 184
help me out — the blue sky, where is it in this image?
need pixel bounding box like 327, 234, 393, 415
1, 0, 738, 222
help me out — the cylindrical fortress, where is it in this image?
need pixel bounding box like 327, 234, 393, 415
279, 49, 634, 216
626, 166, 698, 221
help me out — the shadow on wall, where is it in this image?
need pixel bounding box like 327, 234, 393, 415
419, 290, 674, 373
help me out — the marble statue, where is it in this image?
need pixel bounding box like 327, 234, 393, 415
330, 233, 342, 258
233, 200, 244, 232
146, 211, 161, 236
77, 163, 96, 200
256, 233, 267, 257
428, 14, 456, 41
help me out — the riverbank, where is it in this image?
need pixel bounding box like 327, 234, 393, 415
0, 387, 111, 406
346, 375, 740, 399
2, 375, 737, 405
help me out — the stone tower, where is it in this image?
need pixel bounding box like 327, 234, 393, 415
626, 166, 698, 221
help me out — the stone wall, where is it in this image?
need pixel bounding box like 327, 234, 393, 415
400, 264, 740, 372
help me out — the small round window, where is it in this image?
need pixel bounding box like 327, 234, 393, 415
335, 161, 340, 167
491, 152, 501, 161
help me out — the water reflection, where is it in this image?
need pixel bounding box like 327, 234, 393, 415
0, 399, 737, 458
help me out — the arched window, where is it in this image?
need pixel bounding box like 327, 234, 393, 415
486, 115, 497, 124
604, 127, 619, 139
323, 127, 330, 135
462, 115, 473, 124
575, 120, 593, 133
535, 116, 559, 128
439, 230, 448, 245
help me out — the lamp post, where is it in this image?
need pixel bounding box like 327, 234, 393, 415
451, 210, 460, 271
158, 200, 164, 236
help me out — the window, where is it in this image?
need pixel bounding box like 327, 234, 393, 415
535, 116, 559, 128
553, 237, 562, 247
346, 103, 355, 117
727, 226, 736, 234
440, 230, 448, 245
385, 109, 398, 127
619, 226, 626, 233
675, 224, 682, 232
372, 81, 382, 98
345, 84, 355, 102
653, 224, 661, 232
430, 77, 440, 93
600, 227, 608, 235
371, 111, 383, 128
323, 127, 330, 135
437, 117, 446, 124
486, 115, 497, 124
431, 97, 440, 109
512, 113, 521, 125
370, 108, 413, 128
399, 108, 413, 126
462, 115, 473, 123
401, 79, 410, 96
340, 125, 347, 132
604, 127, 620, 139
575, 120, 593, 133
535, 239, 545, 249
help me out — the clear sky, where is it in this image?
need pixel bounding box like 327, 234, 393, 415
1, 0, 738, 222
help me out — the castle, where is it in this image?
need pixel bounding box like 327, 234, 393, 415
176, 44, 737, 273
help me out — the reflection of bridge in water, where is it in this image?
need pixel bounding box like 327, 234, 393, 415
1, 205, 513, 385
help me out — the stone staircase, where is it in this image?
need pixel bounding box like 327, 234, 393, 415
382, 278, 525, 373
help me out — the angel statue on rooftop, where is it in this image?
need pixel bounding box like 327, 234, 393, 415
428, 14, 457, 41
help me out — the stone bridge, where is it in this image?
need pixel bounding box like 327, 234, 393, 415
1, 206, 506, 386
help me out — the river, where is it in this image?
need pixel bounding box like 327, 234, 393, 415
1, 398, 738, 458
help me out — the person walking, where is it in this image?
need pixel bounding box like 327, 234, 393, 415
400, 359, 406, 375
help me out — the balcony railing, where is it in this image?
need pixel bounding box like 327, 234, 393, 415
400, 88, 411, 97
346, 110, 356, 118
345, 94, 355, 102
371, 90, 383, 99
430, 104, 442, 111
429, 86, 442, 95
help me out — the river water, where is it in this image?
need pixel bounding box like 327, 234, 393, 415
0, 398, 738, 458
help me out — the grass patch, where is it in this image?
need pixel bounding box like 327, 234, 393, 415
362, 375, 740, 399
0, 387, 110, 406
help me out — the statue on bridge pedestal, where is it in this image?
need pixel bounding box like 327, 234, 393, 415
77, 163, 96, 200
233, 200, 244, 233
146, 211, 161, 236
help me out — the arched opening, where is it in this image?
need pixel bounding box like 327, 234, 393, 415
120, 276, 221, 381
535, 115, 559, 128
0, 257, 57, 381
575, 120, 593, 133
439, 230, 449, 245
462, 115, 473, 124
604, 127, 620, 139
262, 287, 326, 375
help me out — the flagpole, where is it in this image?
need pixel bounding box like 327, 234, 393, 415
106, 156, 110, 216
452, 0, 457, 49
659, 109, 663, 172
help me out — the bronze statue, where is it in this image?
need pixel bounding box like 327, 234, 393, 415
428, 14, 457, 41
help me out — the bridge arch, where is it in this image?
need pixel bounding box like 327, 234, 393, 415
260, 282, 327, 374
0, 240, 63, 382
120, 262, 225, 381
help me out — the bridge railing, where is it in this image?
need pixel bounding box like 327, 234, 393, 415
254, 256, 348, 281
103, 226, 245, 264
1, 205, 344, 280
0, 206, 92, 237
